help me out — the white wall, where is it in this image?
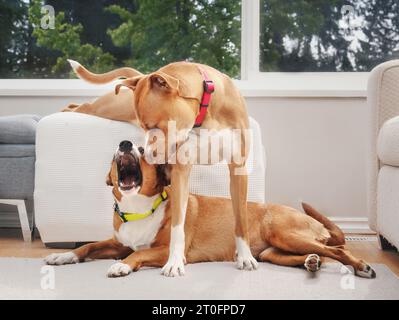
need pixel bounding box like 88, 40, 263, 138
247, 97, 368, 221
0, 94, 370, 231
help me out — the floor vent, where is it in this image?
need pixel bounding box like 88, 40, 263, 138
345, 235, 378, 242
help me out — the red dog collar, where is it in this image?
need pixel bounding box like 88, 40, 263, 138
193, 67, 215, 128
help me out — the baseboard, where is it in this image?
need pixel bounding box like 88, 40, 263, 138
329, 216, 374, 234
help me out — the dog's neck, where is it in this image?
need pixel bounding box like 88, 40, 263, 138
115, 188, 161, 214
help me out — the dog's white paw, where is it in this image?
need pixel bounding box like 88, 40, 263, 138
235, 237, 258, 271
355, 262, 376, 279
161, 254, 186, 277
304, 254, 321, 272
44, 252, 79, 265
236, 255, 259, 271
107, 262, 132, 278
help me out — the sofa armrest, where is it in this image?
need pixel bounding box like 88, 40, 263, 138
0, 114, 41, 144
367, 59, 399, 231
378, 116, 399, 167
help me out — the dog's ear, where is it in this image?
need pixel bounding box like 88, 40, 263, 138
106, 170, 113, 186
150, 72, 202, 103
156, 164, 171, 187
149, 72, 179, 92
106, 160, 116, 186
115, 75, 144, 94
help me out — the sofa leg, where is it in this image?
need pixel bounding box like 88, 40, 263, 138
16, 200, 31, 242
378, 234, 396, 251
0, 199, 31, 242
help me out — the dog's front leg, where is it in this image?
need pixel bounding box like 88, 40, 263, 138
45, 238, 132, 265
107, 246, 169, 277
229, 163, 258, 270
161, 163, 192, 277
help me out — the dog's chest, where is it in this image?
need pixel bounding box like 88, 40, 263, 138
114, 194, 166, 251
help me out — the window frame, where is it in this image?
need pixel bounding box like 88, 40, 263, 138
240, 0, 368, 97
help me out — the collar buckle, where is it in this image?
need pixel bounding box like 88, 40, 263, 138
194, 67, 215, 128
203, 80, 215, 94
160, 190, 168, 200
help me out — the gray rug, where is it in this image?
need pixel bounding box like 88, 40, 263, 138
0, 258, 398, 300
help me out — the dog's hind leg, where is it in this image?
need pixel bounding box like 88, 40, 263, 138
62, 103, 80, 112
45, 239, 132, 265
270, 235, 376, 278
61, 102, 93, 114
61, 89, 136, 122
258, 247, 323, 273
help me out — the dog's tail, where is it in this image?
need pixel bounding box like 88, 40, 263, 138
67, 59, 142, 84
301, 202, 345, 246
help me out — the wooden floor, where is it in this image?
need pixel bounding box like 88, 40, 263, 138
1, 229, 399, 276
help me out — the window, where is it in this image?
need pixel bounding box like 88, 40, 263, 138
259, 0, 399, 72
1, 0, 398, 81
0, 0, 241, 79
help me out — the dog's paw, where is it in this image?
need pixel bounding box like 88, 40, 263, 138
355, 262, 376, 279
304, 254, 321, 272
44, 252, 79, 265
161, 255, 186, 277
236, 254, 259, 271
235, 237, 258, 271
107, 262, 132, 278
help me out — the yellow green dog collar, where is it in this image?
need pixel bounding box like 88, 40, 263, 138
114, 190, 168, 222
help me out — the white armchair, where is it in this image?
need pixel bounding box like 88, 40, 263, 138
34, 113, 266, 245
368, 60, 399, 250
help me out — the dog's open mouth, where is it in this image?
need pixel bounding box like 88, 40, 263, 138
119, 169, 138, 191
119, 181, 136, 191
116, 154, 142, 191
118, 163, 142, 191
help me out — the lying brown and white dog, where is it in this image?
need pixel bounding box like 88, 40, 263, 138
45, 140, 376, 279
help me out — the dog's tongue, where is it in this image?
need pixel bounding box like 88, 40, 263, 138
120, 177, 135, 189
121, 178, 134, 187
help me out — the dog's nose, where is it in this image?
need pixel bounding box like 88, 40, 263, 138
119, 140, 133, 153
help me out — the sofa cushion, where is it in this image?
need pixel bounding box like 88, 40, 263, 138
0, 114, 41, 144
0, 156, 35, 199
378, 116, 399, 166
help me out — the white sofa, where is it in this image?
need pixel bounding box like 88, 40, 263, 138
35, 113, 266, 245
368, 60, 399, 250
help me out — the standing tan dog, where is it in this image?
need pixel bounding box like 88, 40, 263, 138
64, 60, 257, 277
45, 140, 376, 279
